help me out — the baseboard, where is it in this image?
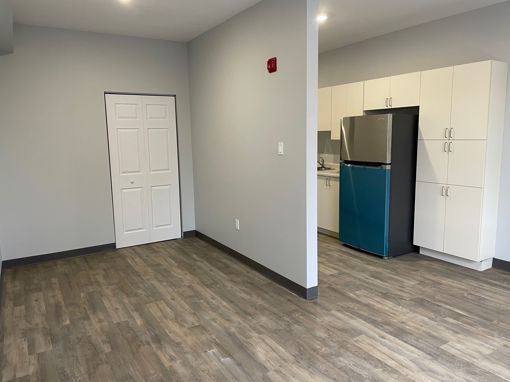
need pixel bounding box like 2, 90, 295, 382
493, 258, 510, 272
2, 243, 116, 268
420, 247, 493, 271
182, 230, 197, 238
196, 231, 318, 300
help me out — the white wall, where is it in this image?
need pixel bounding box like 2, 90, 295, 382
319, 1, 510, 261
0, 25, 195, 260
0, 0, 13, 54
189, 0, 318, 288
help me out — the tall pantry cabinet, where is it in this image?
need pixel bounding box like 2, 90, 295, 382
414, 61, 508, 269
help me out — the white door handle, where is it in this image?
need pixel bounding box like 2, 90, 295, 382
445, 186, 450, 197
449, 128, 455, 139
441, 186, 445, 196
389, 97, 393, 107
449, 142, 454, 153
443, 142, 448, 152
385, 98, 389, 108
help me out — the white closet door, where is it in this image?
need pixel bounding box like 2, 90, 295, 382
142, 96, 182, 242
106, 94, 181, 248
443, 186, 483, 261
419, 67, 453, 140
416, 140, 449, 184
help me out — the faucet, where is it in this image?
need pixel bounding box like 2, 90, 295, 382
317, 157, 325, 169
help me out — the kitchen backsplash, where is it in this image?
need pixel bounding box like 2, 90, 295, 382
317, 131, 340, 164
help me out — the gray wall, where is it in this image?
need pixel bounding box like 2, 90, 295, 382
189, 0, 318, 288
0, 25, 195, 260
0, 0, 13, 54
319, 1, 510, 261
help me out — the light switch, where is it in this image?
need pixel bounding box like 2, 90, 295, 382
278, 142, 284, 156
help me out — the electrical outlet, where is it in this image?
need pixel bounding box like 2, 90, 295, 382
235, 218, 240, 231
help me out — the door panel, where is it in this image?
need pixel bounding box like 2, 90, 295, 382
148, 129, 170, 172
364, 77, 390, 111
419, 67, 453, 139
151, 185, 173, 228
118, 129, 144, 174
447, 141, 486, 188
413, 182, 446, 252
106, 94, 181, 248
451, 61, 491, 139
121, 188, 147, 232
390, 72, 421, 108
317, 176, 339, 233
444, 186, 482, 261
318, 87, 332, 131
416, 140, 449, 184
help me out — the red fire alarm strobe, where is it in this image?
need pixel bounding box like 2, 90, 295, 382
267, 57, 277, 73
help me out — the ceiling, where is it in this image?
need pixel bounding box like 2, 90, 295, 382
318, 0, 510, 52
9, 0, 510, 50
9, 0, 262, 42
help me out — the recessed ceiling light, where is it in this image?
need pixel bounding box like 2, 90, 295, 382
317, 14, 328, 24
118, 0, 131, 4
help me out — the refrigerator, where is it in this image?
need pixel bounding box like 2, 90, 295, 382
339, 114, 418, 257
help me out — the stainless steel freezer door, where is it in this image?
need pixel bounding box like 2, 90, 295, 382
341, 114, 393, 164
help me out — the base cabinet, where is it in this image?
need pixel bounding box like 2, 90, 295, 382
443, 186, 483, 261
414, 182, 483, 261
318, 176, 339, 233
414, 182, 446, 253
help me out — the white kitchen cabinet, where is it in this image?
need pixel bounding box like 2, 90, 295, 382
318, 87, 332, 132
390, 72, 421, 108
317, 176, 339, 234
447, 140, 486, 188
364, 77, 390, 110
419, 67, 453, 140
451, 61, 492, 140
364, 72, 420, 111
443, 186, 483, 261
416, 140, 449, 184
414, 182, 446, 253
331, 82, 364, 140
414, 60, 508, 266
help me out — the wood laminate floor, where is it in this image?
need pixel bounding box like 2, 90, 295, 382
2, 235, 510, 381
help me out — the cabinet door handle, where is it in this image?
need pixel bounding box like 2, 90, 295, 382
385, 97, 388, 108
449, 128, 455, 139
445, 186, 450, 197
443, 142, 448, 152
389, 97, 393, 107
444, 128, 449, 139
449, 142, 454, 153
441, 186, 446, 196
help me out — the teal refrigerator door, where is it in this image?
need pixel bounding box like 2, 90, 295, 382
339, 163, 390, 257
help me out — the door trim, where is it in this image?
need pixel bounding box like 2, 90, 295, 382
104, 92, 184, 245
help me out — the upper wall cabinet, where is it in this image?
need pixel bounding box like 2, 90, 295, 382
318, 87, 332, 132
364, 77, 390, 110
419, 67, 454, 140
331, 82, 364, 140
364, 72, 420, 111
451, 61, 492, 140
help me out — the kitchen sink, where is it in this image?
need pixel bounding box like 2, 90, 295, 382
317, 167, 333, 171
